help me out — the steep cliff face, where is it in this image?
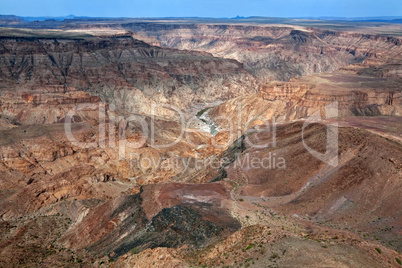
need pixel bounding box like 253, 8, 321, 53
0, 36, 256, 118
0, 86, 101, 124
259, 75, 402, 118
121, 23, 402, 82
208, 62, 402, 132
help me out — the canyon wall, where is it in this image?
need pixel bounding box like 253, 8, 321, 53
118, 23, 402, 82
0, 36, 257, 120
208, 61, 402, 133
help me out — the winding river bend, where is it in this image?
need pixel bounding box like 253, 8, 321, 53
195, 106, 219, 135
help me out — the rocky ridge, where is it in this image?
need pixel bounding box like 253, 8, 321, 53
120, 23, 402, 82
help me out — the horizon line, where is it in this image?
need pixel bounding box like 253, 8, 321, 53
2, 14, 402, 20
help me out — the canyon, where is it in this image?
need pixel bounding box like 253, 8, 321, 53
0, 17, 401, 267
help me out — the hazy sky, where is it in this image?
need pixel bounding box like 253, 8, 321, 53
1, 0, 401, 18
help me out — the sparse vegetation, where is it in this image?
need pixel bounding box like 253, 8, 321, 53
130, 247, 140, 254
245, 244, 255, 250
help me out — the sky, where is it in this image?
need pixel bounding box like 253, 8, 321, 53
1, 0, 401, 18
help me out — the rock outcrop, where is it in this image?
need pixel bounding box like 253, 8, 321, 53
208, 62, 402, 133
0, 36, 256, 118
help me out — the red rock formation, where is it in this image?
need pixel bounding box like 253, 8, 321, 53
121, 23, 402, 82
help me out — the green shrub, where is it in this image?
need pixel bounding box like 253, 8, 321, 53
246, 244, 255, 250
395, 257, 401, 265
375, 248, 382, 254
131, 247, 140, 254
